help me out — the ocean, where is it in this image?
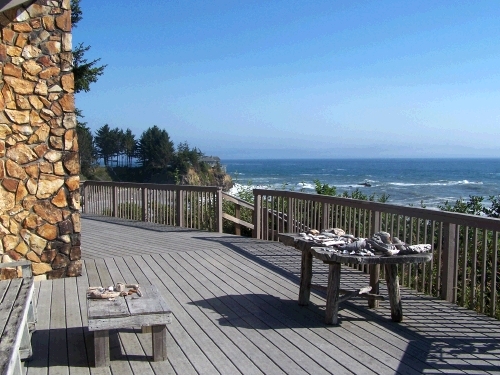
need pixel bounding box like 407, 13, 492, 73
224, 158, 500, 208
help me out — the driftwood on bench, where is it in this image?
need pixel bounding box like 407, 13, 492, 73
0, 261, 36, 375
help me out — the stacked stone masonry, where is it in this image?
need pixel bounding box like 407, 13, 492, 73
0, 0, 81, 279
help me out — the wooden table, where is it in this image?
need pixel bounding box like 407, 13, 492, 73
279, 234, 432, 325
87, 284, 172, 367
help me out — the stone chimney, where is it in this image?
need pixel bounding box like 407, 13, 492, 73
0, 0, 81, 279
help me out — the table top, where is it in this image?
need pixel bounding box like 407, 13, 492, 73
88, 284, 171, 320
279, 233, 433, 265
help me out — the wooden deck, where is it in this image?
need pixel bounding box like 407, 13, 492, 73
24, 215, 500, 375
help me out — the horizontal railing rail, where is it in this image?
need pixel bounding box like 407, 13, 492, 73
253, 188, 500, 319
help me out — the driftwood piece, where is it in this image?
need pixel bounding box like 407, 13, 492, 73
87, 283, 142, 299
87, 290, 121, 299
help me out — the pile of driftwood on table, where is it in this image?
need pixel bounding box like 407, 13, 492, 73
87, 283, 142, 300
298, 228, 431, 257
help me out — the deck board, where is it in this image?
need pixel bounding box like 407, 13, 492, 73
23, 215, 500, 375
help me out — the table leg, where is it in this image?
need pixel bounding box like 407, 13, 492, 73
385, 264, 403, 322
369, 264, 380, 308
298, 250, 313, 306
325, 262, 341, 325
152, 325, 167, 361
94, 330, 110, 367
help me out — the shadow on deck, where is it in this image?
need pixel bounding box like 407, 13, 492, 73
25, 215, 500, 375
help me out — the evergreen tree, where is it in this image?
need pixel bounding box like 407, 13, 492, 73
122, 129, 137, 167
95, 124, 123, 166
138, 126, 174, 170
71, 0, 107, 93
75, 109, 97, 177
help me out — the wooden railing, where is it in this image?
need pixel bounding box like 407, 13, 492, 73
81, 181, 223, 232
253, 189, 500, 319
80, 181, 500, 319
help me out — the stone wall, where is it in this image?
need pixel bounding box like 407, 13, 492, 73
0, 0, 81, 279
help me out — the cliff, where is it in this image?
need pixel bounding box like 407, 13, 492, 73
181, 168, 233, 191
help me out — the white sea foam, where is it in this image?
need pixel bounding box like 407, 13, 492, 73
297, 182, 315, 190
389, 180, 483, 187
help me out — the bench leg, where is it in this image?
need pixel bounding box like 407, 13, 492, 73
368, 264, 380, 308
19, 320, 32, 360
94, 330, 110, 367
298, 250, 313, 306
152, 325, 167, 361
385, 264, 403, 322
325, 263, 341, 325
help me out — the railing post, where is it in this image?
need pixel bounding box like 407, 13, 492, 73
253, 192, 261, 239
216, 188, 223, 233
234, 203, 241, 236
441, 222, 457, 303
112, 186, 118, 217
142, 187, 147, 222
176, 189, 184, 228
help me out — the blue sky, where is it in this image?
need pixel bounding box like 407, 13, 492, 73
74, 1, 500, 159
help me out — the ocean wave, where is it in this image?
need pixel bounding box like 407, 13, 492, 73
389, 180, 483, 187
297, 182, 315, 190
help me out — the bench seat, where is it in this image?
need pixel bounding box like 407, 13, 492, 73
0, 261, 36, 375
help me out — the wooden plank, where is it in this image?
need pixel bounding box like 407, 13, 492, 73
125, 285, 171, 316
0, 279, 22, 337
93, 259, 114, 289
25, 281, 51, 375
48, 278, 69, 375
88, 297, 129, 320
85, 260, 103, 287
63, 278, 91, 374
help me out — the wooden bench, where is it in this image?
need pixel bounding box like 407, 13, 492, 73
87, 284, 172, 367
0, 261, 37, 375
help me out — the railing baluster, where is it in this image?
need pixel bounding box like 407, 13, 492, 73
491, 231, 498, 317
480, 229, 488, 314
470, 227, 478, 310
460, 226, 469, 306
